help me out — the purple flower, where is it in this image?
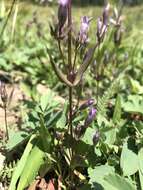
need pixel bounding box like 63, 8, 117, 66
96, 3, 110, 43
58, 1, 68, 34
79, 99, 94, 110
58, 0, 69, 6
78, 16, 91, 44
103, 3, 110, 26
80, 16, 90, 33
84, 107, 97, 127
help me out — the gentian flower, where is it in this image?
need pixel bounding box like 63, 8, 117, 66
78, 16, 91, 44
110, 7, 124, 46
84, 107, 97, 127
58, 0, 69, 6
58, 0, 69, 35
79, 99, 94, 110
96, 3, 110, 43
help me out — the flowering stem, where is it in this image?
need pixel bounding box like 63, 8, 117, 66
73, 45, 80, 71
58, 39, 67, 71
68, 0, 72, 71
68, 0, 73, 140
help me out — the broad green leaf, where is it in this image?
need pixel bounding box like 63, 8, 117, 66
40, 92, 54, 111
104, 128, 117, 146
9, 135, 36, 190
6, 130, 29, 151
123, 95, 143, 114
17, 141, 46, 190
104, 173, 136, 190
127, 77, 143, 94
138, 147, 143, 190
138, 147, 143, 174
88, 165, 115, 190
88, 165, 115, 181
113, 95, 121, 124
120, 140, 138, 176
82, 128, 95, 145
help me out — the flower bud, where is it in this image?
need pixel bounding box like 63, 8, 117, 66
59, 0, 69, 6
74, 125, 86, 140
96, 17, 107, 43
114, 27, 122, 46
97, 17, 102, 38
79, 99, 94, 110
0, 82, 8, 105
93, 131, 100, 145
84, 107, 96, 127
78, 16, 91, 44
58, 5, 68, 35
103, 3, 110, 26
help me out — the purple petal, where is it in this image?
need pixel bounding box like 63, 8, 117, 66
58, 0, 69, 6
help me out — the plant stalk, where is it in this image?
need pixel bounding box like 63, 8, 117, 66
68, 0, 73, 138
4, 105, 9, 141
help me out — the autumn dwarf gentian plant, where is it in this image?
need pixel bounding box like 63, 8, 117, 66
47, 0, 110, 188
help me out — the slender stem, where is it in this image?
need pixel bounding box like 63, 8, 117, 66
69, 87, 73, 137
4, 105, 9, 141
68, 0, 72, 71
96, 46, 100, 106
67, 0, 73, 139
72, 45, 80, 71
58, 39, 67, 70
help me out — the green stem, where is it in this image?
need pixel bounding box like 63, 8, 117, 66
58, 39, 67, 70
0, 0, 17, 38
67, 0, 73, 139
4, 105, 9, 141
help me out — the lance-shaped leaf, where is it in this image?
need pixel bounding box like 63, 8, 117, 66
48, 50, 73, 87
9, 135, 36, 190
17, 140, 46, 190
73, 44, 98, 86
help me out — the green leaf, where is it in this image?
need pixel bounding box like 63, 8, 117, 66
88, 165, 115, 190
6, 130, 29, 151
17, 140, 46, 190
138, 147, 143, 174
39, 115, 52, 152
138, 147, 143, 190
120, 140, 138, 176
113, 95, 121, 124
139, 170, 143, 190
82, 128, 95, 145
104, 173, 136, 190
127, 77, 143, 94
123, 95, 143, 114
56, 102, 68, 128
40, 92, 54, 111
9, 135, 36, 190
104, 128, 117, 146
